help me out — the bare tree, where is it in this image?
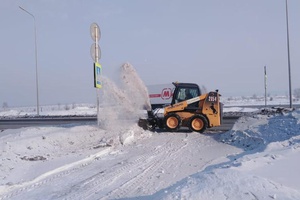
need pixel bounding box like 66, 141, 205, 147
294, 88, 300, 98
65, 104, 70, 111
2, 102, 8, 110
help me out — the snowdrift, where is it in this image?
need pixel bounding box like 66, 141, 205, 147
139, 109, 300, 199
221, 108, 300, 150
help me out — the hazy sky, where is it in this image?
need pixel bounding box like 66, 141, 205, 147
1, 0, 299, 107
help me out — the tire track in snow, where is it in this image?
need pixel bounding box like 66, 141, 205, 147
61, 135, 187, 200
105, 136, 189, 199
0, 148, 111, 200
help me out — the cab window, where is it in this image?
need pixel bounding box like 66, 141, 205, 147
174, 87, 200, 103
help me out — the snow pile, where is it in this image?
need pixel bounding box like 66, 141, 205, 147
220, 109, 300, 150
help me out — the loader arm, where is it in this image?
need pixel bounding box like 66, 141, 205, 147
164, 94, 207, 115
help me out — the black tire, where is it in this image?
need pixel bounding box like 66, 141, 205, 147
188, 115, 208, 133
164, 113, 181, 132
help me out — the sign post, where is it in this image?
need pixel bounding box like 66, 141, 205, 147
90, 23, 101, 125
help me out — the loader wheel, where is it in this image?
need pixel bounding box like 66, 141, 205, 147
189, 115, 208, 133
164, 113, 181, 132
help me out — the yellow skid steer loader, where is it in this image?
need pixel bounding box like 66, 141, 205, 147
139, 82, 223, 133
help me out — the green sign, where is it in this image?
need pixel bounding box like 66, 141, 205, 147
94, 62, 102, 88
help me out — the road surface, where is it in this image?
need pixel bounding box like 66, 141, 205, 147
0, 116, 239, 131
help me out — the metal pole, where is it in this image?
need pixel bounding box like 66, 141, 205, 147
285, 0, 292, 108
19, 6, 40, 115
264, 66, 267, 107
95, 26, 100, 126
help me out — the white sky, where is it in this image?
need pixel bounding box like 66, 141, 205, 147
1, 0, 300, 106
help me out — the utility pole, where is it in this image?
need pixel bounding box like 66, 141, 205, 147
285, 0, 292, 108
264, 66, 267, 107
19, 6, 40, 115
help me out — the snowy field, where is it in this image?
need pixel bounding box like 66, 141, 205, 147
1, 64, 300, 199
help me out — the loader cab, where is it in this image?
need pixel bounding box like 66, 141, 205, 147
171, 82, 201, 104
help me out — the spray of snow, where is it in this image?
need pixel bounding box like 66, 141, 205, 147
97, 63, 150, 133
120, 63, 151, 111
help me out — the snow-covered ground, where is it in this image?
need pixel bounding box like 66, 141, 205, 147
1, 64, 300, 199
1, 105, 300, 199
0, 104, 97, 118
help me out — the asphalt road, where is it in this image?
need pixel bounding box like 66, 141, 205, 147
0, 116, 96, 130
2, 103, 298, 131
0, 116, 239, 131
